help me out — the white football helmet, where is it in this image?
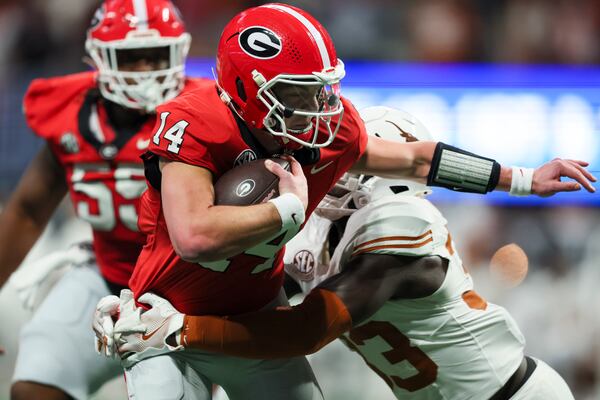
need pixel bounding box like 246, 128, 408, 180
360, 105, 434, 199
316, 106, 434, 220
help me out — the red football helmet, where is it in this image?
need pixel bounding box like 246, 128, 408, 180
217, 3, 345, 149
86, 0, 191, 112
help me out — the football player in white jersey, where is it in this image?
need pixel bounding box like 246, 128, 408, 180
101, 106, 574, 400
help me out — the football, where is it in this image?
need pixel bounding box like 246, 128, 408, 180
214, 158, 290, 206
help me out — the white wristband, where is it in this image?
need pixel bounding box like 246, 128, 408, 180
269, 193, 305, 230
510, 167, 534, 196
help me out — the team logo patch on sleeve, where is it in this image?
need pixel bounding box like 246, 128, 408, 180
239, 27, 282, 59
99, 144, 118, 160
60, 132, 80, 154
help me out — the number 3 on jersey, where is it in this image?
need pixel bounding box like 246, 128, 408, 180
153, 111, 188, 154
343, 321, 438, 393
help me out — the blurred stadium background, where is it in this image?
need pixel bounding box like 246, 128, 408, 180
0, 0, 599, 399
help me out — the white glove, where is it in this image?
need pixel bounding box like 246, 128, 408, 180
10, 241, 95, 310
93, 289, 140, 358
114, 292, 185, 368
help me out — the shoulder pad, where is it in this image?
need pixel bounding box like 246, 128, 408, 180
23, 72, 96, 139
181, 77, 215, 93
344, 197, 447, 258
154, 82, 233, 146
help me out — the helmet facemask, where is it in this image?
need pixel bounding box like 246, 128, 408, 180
316, 172, 433, 223
86, 31, 190, 113
315, 173, 372, 221
252, 61, 345, 148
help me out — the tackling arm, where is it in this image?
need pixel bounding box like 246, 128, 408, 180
178, 253, 447, 358
0, 145, 67, 287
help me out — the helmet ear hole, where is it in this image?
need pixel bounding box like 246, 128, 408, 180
236, 77, 247, 102
390, 185, 410, 194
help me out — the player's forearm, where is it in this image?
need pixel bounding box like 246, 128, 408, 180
496, 166, 513, 192
161, 161, 286, 262
355, 137, 519, 194
170, 202, 284, 263
351, 137, 436, 180
181, 289, 352, 358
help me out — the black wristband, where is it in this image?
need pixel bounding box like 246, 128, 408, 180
427, 142, 501, 194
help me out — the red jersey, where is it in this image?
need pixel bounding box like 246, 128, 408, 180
129, 82, 368, 315
23, 71, 209, 286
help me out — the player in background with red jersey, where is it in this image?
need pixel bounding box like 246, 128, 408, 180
0, 1, 207, 399
93, 3, 594, 400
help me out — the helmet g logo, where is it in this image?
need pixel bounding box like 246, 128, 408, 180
239, 27, 282, 59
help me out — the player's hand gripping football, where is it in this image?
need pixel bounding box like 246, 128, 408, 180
532, 158, 596, 197
93, 289, 137, 358
264, 155, 308, 210
113, 292, 185, 368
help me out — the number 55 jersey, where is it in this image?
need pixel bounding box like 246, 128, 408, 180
285, 195, 526, 399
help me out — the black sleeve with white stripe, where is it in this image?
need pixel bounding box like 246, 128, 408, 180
427, 142, 501, 194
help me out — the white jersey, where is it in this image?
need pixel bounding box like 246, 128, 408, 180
284, 195, 526, 400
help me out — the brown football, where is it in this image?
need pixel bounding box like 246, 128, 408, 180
214, 158, 290, 206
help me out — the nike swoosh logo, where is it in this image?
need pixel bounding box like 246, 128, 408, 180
310, 161, 334, 175
291, 213, 298, 225
137, 139, 151, 150
141, 320, 169, 340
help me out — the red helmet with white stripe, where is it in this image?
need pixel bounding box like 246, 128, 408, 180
86, 0, 190, 112
217, 3, 345, 149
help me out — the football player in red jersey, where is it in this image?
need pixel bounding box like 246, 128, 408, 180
108, 107, 575, 400
0, 1, 208, 399
90, 3, 595, 400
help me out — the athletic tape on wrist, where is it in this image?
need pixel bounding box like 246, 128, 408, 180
427, 143, 501, 194
509, 167, 534, 196
269, 193, 305, 230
